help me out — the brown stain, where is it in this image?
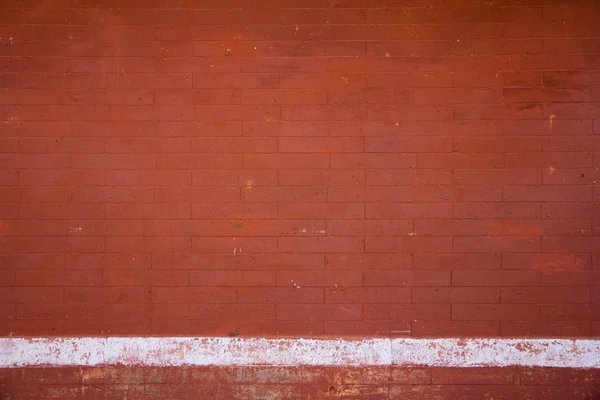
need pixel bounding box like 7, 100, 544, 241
516, 103, 542, 111
213, 121, 225, 130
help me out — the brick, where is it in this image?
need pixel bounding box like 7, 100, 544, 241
108, 105, 194, 121
502, 253, 591, 271
278, 237, 364, 253
365, 220, 413, 236
106, 138, 190, 154
21, 73, 107, 89
280, 203, 364, 219
364, 270, 449, 287
157, 89, 241, 105
190, 304, 275, 320
366, 137, 452, 153
196, 104, 281, 121
371, 71, 453, 88
193, 170, 276, 186
278, 137, 363, 153
325, 320, 411, 335
151, 254, 238, 270
543, 168, 600, 185
366, 304, 449, 320
277, 304, 362, 321
242, 57, 328, 73
326, 287, 411, 304
543, 137, 600, 152
71, 154, 157, 169
454, 236, 540, 253
192, 203, 277, 219
414, 219, 501, 236
454, 104, 543, 120
237, 254, 324, 270
390, 368, 431, 385
415, 186, 503, 202
367, 170, 452, 185
15, 270, 101, 287
543, 38, 599, 54
282, 105, 367, 121
192, 137, 276, 153
242, 186, 327, 202
501, 287, 590, 303
505, 185, 591, 202
543, 236, 600, 252
278, 89, 328, 105
366, 236, 451, 254
418, 153, 504, 169
413, 287, 500, 304
431, 367, 520, 385
18, 236, 105, 253
191, 236, 276, 253
243, 121, 327, 137
276, 270, 362, 287
238, 288, 324, 304
521, 367, 600, 386
501, 321, 591, 336
19, 170, 105, 186
415, 88, 500, 104
503, 219, 591, 236
504, 88, 591, 103
68, 186, 153, 203
541, 304, 600, 321
453, 304, 540, 321
541, 271, 600, 287
503, 71, 542, 87
327, 187, 365, 203
332, 153, 416, 169
1, 320, 64, 336
193, 73, 277, 89
238, 320, 323, 336
455, 169, 541, 184
152, 288, 237, 303
453, 270, 540, 286
368, 203, 452, 219
103, 270, 189, 287
412, 321, 500, 336
414, 253, 501, 270
0, 253, 64, 270
326, 254, 412, 270
279, 169, 364, 186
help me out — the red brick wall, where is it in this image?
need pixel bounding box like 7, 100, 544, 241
1, 366, 599, 399
1, 0, 600, 338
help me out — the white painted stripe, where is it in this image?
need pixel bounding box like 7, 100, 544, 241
1, 337, 599, 368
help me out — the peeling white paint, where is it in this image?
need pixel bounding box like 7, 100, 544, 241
0, 338, 599, 368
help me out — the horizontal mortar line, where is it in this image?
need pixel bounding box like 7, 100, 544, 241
0, 337, 599, 368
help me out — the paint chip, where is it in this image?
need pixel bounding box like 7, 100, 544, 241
549, 114, 556, 130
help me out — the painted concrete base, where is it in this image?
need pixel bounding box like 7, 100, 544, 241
1, 337, 599, 368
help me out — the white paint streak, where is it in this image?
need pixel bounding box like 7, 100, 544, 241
1, 338, 599, 368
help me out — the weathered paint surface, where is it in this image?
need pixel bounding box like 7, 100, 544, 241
1, 337, 599, 368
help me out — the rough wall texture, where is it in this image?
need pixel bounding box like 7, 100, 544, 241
1, 366, 600, 399
1, 0, 600, 339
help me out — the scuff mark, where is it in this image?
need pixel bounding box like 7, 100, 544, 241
549, 114, 556, 130
339, 306, 361, 317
